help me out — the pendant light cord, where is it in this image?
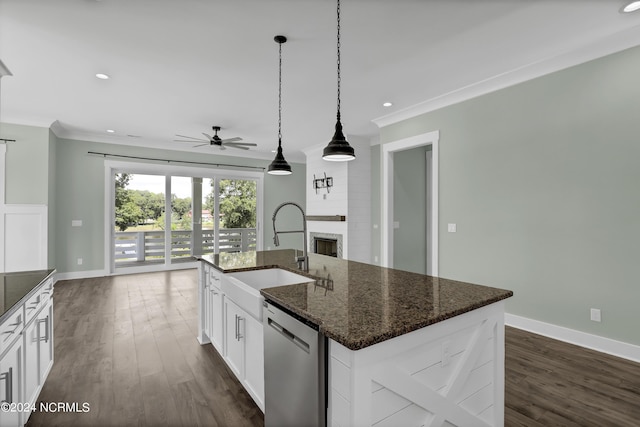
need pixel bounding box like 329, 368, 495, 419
336, 0, 341, 119
278, 39, 283, 147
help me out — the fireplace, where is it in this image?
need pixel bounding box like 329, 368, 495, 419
309, 232, 343, 258
314, 238, 338, 257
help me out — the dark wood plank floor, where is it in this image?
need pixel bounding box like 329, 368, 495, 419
27, 270, 263, 427
27, 270, 640, 427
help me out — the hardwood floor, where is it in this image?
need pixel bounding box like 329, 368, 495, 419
27, 270, 263, 427
27, 270, 640, 427
505, 327, 640, 426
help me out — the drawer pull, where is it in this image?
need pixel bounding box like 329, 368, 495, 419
0, 368, 13, 404
38, 317, 50, 343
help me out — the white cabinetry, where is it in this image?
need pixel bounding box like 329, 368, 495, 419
243, 311, 264, 408
198, 261, 264, 412
224, 298, 244, 379
0, 274, 54, 427
0, 315, 22, 427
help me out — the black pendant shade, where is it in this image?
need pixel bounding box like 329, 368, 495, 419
323, 113, 355, 161
268, 141, 292, 175
323, 0, 355, 162
267, 35, 293, 176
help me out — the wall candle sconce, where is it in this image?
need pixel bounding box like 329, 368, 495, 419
313, 172, 333, 194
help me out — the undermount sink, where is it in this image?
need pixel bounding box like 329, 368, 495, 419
222, 268, 312, 321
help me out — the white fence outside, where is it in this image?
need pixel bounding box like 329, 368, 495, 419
114, 228, 257, 264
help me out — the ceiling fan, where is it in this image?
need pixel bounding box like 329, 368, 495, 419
174, 126, 257, 150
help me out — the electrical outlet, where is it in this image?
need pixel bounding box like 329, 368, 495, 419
448, 223, 457, 233
374, 255, 378, 263
441, 341, 451, 367
72, 219, 82, 227
77, 258, 83, 265
590, 308, 601, 322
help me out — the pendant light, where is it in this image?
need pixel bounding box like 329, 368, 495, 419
268, 35, 293, 175
323, 0, 355, 162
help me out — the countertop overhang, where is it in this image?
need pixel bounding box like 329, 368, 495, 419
0, 269, 56, 323
199, 250, 512, 350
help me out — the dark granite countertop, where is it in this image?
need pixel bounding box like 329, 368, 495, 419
0, 269, 55, 323
199, 250, 513, 350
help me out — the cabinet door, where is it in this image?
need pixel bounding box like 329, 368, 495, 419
243, 314, 264, 411
23, 317, 40, 406
38, 300, 54, 385
203, 281, 211, 338
0, 338, 22, 426
209, 287, 224, 353
223, 299, 244, 380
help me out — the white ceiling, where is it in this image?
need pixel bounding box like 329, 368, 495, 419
1, 0, 640, 163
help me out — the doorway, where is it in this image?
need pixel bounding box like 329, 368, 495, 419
105, 160, 263, 275
381, 130, 439, 275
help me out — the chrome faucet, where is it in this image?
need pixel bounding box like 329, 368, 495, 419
272, 202, 308, 271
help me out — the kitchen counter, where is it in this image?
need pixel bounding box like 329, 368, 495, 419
0, 269, 55, 323
199, 250, 512, 350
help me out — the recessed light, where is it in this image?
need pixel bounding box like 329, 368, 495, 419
95, 73, 110, 80
383, 102, 393, 107
106, 129, 115, 133
271, 150, 277, 153
621, 1, 640, 12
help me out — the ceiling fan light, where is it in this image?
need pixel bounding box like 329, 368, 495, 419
323, 117, 355, 161
268, 144, 292, 175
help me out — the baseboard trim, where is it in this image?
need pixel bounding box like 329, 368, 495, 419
54, 269, 107, 282
505, 313, 640, 364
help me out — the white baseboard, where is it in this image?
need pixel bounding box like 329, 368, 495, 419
505, 313, 640, 364
54, 262, 198, 283
54, 269, 107, 282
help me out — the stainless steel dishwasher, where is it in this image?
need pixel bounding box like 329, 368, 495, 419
263, 301, 326, 427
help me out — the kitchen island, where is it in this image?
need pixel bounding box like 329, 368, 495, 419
198, 250, 512, 427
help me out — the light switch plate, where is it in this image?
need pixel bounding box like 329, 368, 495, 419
393, 221, 400, 229
72, 220, 83, 227
448, 223, 457, 233
590, 308, 601, 322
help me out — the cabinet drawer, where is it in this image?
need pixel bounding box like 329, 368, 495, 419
39, 278, 54, 304
210, 268, 223, 290
24, 289, 43, 325
0, 308, 23, 347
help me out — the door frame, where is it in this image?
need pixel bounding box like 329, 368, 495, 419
381, 130, 439, 275
104, 160, 264, 275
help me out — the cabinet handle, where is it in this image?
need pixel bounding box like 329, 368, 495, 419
237, 316, 244, 341
38, 316, 50, 343
0, 367, 12, 404
234, 315, 239, 340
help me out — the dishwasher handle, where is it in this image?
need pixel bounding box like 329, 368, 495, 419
267, 318, 310, 354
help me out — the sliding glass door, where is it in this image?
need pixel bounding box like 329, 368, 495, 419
108, 163, 262, 274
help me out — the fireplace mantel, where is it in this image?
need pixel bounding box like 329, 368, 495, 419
306, 215, 346, 222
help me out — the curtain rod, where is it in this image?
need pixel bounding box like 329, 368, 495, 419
87, 151, 265, 171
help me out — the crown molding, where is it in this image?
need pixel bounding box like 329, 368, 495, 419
372, 24, 640, 129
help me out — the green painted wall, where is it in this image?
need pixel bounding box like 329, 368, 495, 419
54, 138, 306, 274
2, 123, 49, 204
376, 45, 640, 346
47, 129, 58, 268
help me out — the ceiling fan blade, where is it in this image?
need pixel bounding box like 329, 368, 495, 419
224, 142, 257, 147
202, 133, 213, 140
174, 139, 207, 143
220, 137, 243, 143
193, 143, 210, 148
226, 144, 250, 150
175, 134, 206, 141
